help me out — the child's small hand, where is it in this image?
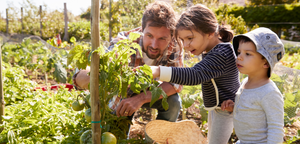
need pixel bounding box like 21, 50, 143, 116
150, 66, 160, 79
133, 66, 160, 79
221, 100, 234, 112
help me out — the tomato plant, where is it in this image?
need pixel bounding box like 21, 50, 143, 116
68, 32, 167, 140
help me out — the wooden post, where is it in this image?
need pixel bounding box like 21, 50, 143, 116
91, 0, 101, 143
109, 0, 112, 42
21, 7, 24, 34
0, 39, 4, 132
39, 6, 42, 37
63, 3, 69, 41
6, 9, 8, 34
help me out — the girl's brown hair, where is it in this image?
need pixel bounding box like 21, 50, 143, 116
175, 4, 233, 43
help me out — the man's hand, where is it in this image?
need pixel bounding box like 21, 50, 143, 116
116, 94, 146, 117
221, 100, 234, 112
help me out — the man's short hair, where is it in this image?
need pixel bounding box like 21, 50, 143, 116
142, 1, 176, 37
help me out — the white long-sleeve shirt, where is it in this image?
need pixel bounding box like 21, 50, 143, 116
233, 78, 284, 144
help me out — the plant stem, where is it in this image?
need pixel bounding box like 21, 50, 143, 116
182, 108, 187, 120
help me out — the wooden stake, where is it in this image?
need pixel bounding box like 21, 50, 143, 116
21, 7, 24, 34
91, 0, 101, 143
0, 40, 4, 132
39, 6, 42, 37
109, 0, 112, 42
63, 3, 69, 41
6, 9, 8, 34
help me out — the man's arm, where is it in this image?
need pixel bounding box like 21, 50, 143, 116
116, 82, 176, 117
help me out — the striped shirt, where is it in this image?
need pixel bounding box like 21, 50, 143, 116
163, 43, 240, 108
108, 27, 184, 111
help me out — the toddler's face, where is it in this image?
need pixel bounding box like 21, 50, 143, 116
236, 42, 267, 77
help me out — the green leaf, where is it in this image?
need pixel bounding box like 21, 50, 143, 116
182, 94, 197, 109
2, 116, 13, 120
162, 97, 169, 111
139, 65, 153, 80
70, 37, 76, 43
149, 86, 160, 107
22, 119, 38, 124
7, 130, 17, 144
53, 63, 67, 83
129, 33, 140, 41
129, 77, 141, 94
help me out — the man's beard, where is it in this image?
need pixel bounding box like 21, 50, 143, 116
142, 46, 161, 59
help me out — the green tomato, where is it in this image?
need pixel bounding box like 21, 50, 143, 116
102, 132, 117, 144
80, 130, 92, 144
85, 108, 91, 122
72, 100, 85, 111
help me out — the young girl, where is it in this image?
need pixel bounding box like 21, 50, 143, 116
150, 4, 240, 144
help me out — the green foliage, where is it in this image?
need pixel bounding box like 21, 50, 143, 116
1, 0, 89, 41
67, 37, 91, 69
284, 44, 300, 54
281, 53, 300, 70
173, 0, 220, 10
247, 0, 297, 5
215, 3, 300, 40
271, 73, 300, 126
2, 38, 70, 83
81, 0, 151, 36
215, 4, 259, 35
68, 32, 167, 139
68, 21, 91, 41
118, 0, 153, 31
2, 38, 50, 70
215, 3, 300, 25
102, 112, 132, 140
2, 62, 37, 105
179, 56, 207, 124
0, 83, 90, 143
284, 129, 300, 144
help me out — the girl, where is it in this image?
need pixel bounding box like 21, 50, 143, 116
150, 4, 240, 144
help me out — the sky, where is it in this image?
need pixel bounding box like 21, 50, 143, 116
0, 0, 92, 17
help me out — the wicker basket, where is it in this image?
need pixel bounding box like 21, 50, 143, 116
145, 120, 207, 144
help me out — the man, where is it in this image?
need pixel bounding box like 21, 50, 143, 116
73, 1, 183, 122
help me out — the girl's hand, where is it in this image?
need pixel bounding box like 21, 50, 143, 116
133, 66, 160, 79
221, 100, 234, 112
150, 66, 160, 79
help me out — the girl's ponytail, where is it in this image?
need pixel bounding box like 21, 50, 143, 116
218, 25, 234, 42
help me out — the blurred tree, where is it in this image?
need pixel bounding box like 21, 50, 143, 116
247, 0, 298, 5
118, 0, 153, 31
80, 0, 152, 39
173, 0, 220, 9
